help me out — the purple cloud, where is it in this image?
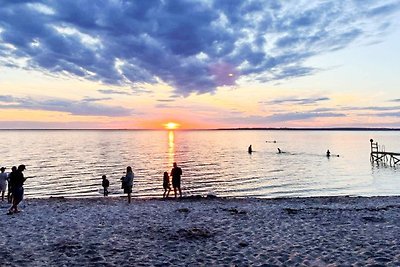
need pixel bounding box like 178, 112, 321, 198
0, 0, 399, 95
0, 95, 132, 117
265, 97, 330, 105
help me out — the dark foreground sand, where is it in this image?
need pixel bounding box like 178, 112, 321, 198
1, 196, 400, 266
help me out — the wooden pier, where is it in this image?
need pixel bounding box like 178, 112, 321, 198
370, 139, 400, 166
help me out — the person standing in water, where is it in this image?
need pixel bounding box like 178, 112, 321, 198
170, 162, 182, 198
326, 150, 331, 157
248, 145, 253, 154
163, 172, 171, 198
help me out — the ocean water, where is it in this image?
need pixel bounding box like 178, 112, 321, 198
1, 130, 400, 199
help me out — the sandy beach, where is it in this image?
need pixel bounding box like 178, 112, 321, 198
1, 196, 400, 266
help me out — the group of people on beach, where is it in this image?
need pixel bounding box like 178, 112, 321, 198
0, 165, 27, 215
101, 162, 183, 203
0, 162, 182, 215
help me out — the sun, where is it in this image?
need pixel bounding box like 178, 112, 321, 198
164, 122, 180, 130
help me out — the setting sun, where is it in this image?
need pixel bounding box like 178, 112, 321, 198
164, 122, 180, 130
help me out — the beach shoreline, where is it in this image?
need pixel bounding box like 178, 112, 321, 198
2, 196, 400, 266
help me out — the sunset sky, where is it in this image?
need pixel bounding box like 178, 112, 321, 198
1, 0, 400, 129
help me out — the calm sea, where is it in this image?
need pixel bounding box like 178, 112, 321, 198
1, 130, 400, 199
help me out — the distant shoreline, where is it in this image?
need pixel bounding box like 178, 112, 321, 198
0, 127, 400, 131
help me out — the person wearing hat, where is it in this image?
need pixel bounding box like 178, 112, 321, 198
8, 164, 27, 215
0, 167, 7, 201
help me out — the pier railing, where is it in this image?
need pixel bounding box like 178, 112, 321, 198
370, 139, 400, 166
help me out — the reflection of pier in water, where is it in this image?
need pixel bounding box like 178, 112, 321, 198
370, 139, 400, 166
168, 131, 175, 167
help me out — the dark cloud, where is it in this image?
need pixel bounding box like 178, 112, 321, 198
0, 95, 132, 116
0, 0, 399, 95
265, 97, 330, 105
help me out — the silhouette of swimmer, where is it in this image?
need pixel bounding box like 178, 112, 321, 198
266, 141, 277, 143
277, 148, 288, 154
326, 150, 331, 157
248, 145, 253, 154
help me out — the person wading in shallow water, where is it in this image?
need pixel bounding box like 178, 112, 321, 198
121, 166, 134, 203
170, 162, 183, 198
7, 165, 26, 215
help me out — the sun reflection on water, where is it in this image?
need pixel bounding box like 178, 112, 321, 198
168, 130, 175, 167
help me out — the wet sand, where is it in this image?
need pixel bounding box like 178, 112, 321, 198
1, 196, 400, 266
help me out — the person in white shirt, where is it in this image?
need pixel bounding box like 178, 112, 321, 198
0, 167, 8, 201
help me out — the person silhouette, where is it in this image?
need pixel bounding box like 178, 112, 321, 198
326, 150, 331, 157
8, 165, 26, 215
248, 145, 253, 154
0, 167, 7, 201
277, 148, 282, 154
170, 162, 182, 198
7, 166, 16, 203
102, 175, 110, 197
121, 166, 134, 203
163, 172, 171, 198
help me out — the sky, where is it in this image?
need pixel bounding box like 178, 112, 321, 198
0, 0, 400, 129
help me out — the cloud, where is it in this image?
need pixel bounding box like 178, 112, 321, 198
156, 99, 175, 103
218, 111, 346, 125
0, 1, 399, 95
0, 95, 132, 117
265, 97, 330, 105
0, 120, 111, 129
366, 112, 400, 117
306, 105, 400, 118
341, 105, 400, 111
82, 96, 112, 102
265, 111, 346, 123
98, 89, 131, 95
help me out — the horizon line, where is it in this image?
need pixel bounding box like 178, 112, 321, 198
1, 127, 400, 131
